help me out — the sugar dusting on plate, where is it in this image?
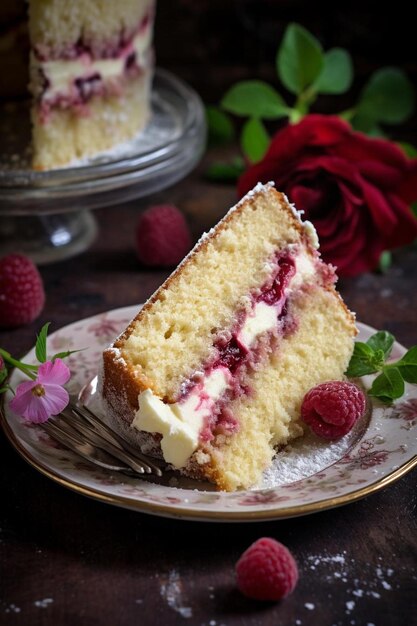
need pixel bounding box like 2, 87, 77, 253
259, 413, 367, 489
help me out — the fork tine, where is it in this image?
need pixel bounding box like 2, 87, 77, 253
55, 411, 149, 475
67, 401, 163, 477
41, 420, 139, 474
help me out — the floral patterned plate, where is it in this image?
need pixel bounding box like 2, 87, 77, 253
1, 306, 416, 522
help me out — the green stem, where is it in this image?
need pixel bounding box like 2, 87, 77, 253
0, 348, 37, 380
291, 86, 318, 124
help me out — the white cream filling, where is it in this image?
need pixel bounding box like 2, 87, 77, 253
237, 301, 278, 349
303, 220, 319, 249
39, 27, 152, 101
132, 248, 317, 467
132, 367, 231, 468
238, 250, 315, 347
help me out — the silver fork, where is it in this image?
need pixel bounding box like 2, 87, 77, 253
41, 400, 163, 477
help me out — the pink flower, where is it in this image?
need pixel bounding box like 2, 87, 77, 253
9, 358, 70, 423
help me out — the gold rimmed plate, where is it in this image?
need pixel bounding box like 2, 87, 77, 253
1, 306, 416, 522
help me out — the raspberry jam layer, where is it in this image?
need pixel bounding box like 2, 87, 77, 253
133, 246, 323, 468
213, 256, 295, 374
33, 12, 153, 120
190, 253, 297, 442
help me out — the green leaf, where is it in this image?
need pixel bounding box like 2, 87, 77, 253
398, 142, 417, 158
350, 113, 387, 137
52, 349, 84, 361
277, 23, 324, 95
221, 81, 289, 119
345, 341, 379, 377
205, 157, 245, 183
369, 367, 404, 403
240, 117, 270, 163
367, 331, 395, 359
0, 385, 12, 394
314, 48, 353, 94
394, 346, 417, 383
35, 323, 50, 364
357, 67, 415, 125
205, 106, 235, 145
378, 251, 392, 272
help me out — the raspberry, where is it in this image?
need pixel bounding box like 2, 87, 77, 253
0, 254, 45, 328
235, 537, 298, 601
135, 204, 192, 267
301, 381, 366, 439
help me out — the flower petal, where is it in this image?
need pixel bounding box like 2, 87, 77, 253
10, 388, 50, 423
38, 358, 71, 385
9, 385, 36, 417
41, 384, 69, 416
13, 379, 38, 396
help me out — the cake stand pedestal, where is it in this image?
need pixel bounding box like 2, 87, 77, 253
0, 70, 206, 264
0, 212, 97, 264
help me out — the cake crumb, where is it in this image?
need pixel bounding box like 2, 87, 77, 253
305, 602, 315, 610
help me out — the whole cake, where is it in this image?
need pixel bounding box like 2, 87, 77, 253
100, 183, 357, 491
28, 0, 155, 169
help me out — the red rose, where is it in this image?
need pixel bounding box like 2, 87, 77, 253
238, 114, 417, 276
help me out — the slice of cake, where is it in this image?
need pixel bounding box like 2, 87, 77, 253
29, 0, 155, 170
100, 182, 356, 491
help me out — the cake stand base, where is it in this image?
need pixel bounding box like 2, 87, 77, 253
0, 211, 97, 265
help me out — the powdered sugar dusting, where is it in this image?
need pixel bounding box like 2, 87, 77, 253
34, 598, 54, 608
160, 570, 192, 619
298, 549, 415, 623
260, 415, 365, 488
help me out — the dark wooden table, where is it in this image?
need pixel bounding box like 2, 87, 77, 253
1, 153, 416, 626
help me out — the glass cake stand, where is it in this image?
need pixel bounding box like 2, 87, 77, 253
0, 69, 206, 263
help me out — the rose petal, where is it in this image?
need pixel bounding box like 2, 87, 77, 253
357, 161, 404, 189
38, 358, 71, 385
398, 159, 417, 203
336, 132, 409, 169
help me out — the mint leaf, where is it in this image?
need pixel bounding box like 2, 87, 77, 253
241, 117, 270, 163
394, 346, 417, 384
369, 367, 404, 403
35, 323, 50, 363
205, 157, 245, 183
367, 331, 394, 360
206, 106, 235, 145
345, 342, 379, 377
221, 81, 288, 119
315, 48, 353, 94
357, 67, 415, 125
277, 23, 324, 95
